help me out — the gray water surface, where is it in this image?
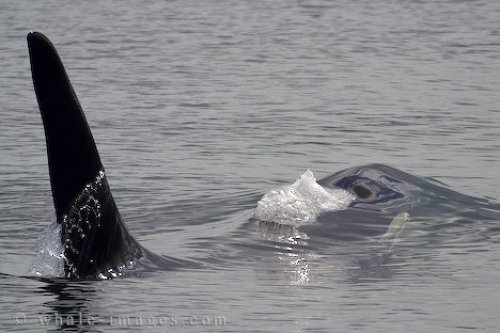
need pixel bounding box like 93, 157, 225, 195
1, 0, 500, 332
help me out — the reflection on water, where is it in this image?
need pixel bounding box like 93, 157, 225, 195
257, 220, 312, 285
37, 280, 103, 333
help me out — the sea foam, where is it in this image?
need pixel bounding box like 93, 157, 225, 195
30, 221, 65, 277
254, 170, 355, 226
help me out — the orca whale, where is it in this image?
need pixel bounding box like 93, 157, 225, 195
29, 32, 491, 280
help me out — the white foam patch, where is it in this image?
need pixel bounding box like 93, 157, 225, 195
255, 170, 355, 226
30, 221, 65, 277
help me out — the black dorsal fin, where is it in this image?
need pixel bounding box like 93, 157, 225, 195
27, 32, 143, 279
27, 31, 102, 220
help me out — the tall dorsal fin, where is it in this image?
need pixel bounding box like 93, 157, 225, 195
27, 31, 102, 220
27, 31, 143, 279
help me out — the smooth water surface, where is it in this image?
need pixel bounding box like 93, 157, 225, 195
1, 0, 499, 332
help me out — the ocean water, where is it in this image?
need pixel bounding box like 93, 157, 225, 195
1, 0, 500, 332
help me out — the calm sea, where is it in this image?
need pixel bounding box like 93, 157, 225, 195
1, 0, 499, 332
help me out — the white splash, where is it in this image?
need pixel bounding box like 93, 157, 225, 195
254, 170, 355, 226
30, 221, 65, 277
